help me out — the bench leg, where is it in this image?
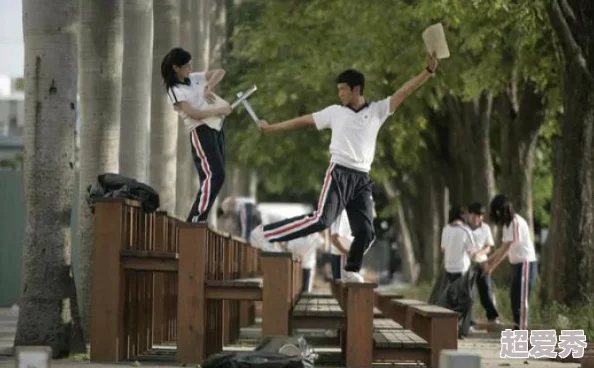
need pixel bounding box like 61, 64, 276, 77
345, 282, 375, 368
261, 252, 293, 336
90, 201, 126, 362
177, 225, 207, 364
413, 314, 458, 368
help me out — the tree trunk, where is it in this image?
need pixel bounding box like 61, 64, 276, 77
415, 160, 446, 282
382, 179, 419, 284
208, 0, 227, 71
445, 92, 496, 207
544, 0, 594, 304
497, 80, 546, 232
175, 0, 194, 219
149, 0, 180, 214
15, 0, 86, 356
119, 0, 153, 182
185, 0, 209, 222
195, 0, 211, 72
78, 0, 123, 339
205, 0, 227, 227
541, 137, 564, 302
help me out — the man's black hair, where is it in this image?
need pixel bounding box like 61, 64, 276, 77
468, 202, 486, 215
336, 69, 365, 94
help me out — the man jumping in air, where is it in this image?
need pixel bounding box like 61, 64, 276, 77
250, 53, 439, 282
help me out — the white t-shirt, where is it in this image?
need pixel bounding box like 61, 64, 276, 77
502, 214, 537, 264
329, 210, 353, 255
471, 222, 495, 263
167, 72, 223, 131
441, 222, 479, 273
286, 233, 325, 269
312, 97, 393, 172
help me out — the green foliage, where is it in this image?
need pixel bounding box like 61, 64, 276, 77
222, 0, 557, 220
223, 0, 435, 195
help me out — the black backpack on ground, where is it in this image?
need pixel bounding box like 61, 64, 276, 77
201, 336, 316, 368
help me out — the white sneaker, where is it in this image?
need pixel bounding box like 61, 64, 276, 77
249, 225, 273, 250
342, 271, 364, 283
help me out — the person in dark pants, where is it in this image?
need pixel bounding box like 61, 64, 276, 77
467, 202, 501, 325
161, 47, 232, 223
485, 194, 538, 330
250, 55, 440, 282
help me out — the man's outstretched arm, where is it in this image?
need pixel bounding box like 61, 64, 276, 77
256, 114, 315, 133
389, 53, 439, 113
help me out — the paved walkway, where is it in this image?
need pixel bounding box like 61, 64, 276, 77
0, 308, 580, 367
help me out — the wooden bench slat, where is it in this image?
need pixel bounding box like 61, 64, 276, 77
373, 318, 402, 330
412, 304, 458, 317
120, 249, 179, 259
375, 290, 404, 299
392, 298, 426, 306
373, 329, 428, 348
206, 278, 263, 288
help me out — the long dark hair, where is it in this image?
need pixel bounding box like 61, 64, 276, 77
489, 194, 515, 227
160, 47, 192, 91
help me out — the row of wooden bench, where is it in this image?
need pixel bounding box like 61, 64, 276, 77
328, 283, 458, 367
90, 198, 460, 367
90, 198, 304, 364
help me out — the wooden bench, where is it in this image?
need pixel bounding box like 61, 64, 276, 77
373, 318, 402, 330
410, 304, 458, 368
291, 297, 345, 330
377, 298, 427, 329
89, 198, 303, 365
374, 290, 403, 316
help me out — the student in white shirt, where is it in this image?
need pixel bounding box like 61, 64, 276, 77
485, 194, 537, 330
161, 47, 232, 223
467, 202, 500, 324
441, 206, 481, 283
249, 54, 440, 283
284, 232, 326, 292
221, 196, 260, 241
329, 210, 354, 280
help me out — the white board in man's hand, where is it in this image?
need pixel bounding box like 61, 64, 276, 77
422, 23, 450, 59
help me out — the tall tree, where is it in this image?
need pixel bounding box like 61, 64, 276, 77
149, 0, 180, 214
119, 0, 153, 182
175, 0, 194, 218
16, 0, 85, 355
78, 0, 124, 338
543, 0, 594, 304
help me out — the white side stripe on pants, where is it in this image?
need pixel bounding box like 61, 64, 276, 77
520, 260, 529, 330
190, 130, 212, 221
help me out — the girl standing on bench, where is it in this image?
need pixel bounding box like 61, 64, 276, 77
161, 47, 231, 223
484, 194, 537, 330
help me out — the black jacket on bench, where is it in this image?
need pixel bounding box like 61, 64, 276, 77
86, 173, 160, 213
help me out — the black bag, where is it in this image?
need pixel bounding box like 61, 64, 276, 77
435, 264, 479, 337
201, 336, 316, 368
86, 173, 160, 213
200, 351, 311, 368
